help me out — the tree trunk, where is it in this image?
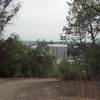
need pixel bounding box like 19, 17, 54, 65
89, 21, 96, 45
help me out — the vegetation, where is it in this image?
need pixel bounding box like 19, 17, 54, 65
84, 45, 100, 80
30, 41, 54, 77
0, 0, 99, 81
61, 0, 100, 45
59, 59, 83, 80
0, 0, 20, 39
0, 0, 54, 78
0, 35, 54, 77
58, 44, 100, 80
59, 0, 100, 81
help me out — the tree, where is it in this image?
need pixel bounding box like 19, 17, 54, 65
0, 34, 28, 77
61, 0, 100, 45
0, 0, 21, 77
31, 41, 54, 77
60, 0, 100, 80
0, 0, 20, 40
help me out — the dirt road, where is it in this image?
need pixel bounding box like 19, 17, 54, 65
0, 79, 59, 100
0, 79, 99, 100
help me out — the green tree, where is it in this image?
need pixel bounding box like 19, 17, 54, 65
61, 0, 100, 45
0, 34, 30, 77
0, 0, 21, 76
60, 0, 100, 80
83, 45, 100, 80
31, 41, 54, 77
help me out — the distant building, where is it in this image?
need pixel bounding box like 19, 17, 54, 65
48, 44, 67, 64
23, 41, 67, 64
31, 44, 67, 64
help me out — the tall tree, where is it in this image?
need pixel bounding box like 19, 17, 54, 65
0, 0, 21, 71
61, 0, 100, 45
0, 0, 20, 40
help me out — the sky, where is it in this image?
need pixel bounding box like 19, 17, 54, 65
6, 0, 68, 41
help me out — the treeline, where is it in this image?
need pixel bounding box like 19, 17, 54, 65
59, 0, 100, 80
0, 35, 54, 77
0, 34, 100, 80
0, 0, 100, 80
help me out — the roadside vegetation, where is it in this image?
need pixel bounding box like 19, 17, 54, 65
60, 0, 100, 81
0, 36, 54, 77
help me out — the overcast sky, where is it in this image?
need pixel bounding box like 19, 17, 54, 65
7, 0, 68, 41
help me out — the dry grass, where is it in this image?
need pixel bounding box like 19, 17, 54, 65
48, 80, 100, 100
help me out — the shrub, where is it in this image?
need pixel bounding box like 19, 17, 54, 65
83, 45, 100, 80
58, 59, 87, 80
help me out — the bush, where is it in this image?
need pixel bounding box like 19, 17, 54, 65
58, 59, 89, 80
83, 45, 100, 80
30, 41, 54, 78
0, 36, 54, 78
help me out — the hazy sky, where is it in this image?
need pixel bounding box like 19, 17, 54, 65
7, 0, 68, 41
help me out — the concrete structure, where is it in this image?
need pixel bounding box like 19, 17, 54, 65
48, 44, 67, 64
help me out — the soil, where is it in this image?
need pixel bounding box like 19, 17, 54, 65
0, 78, 99, 100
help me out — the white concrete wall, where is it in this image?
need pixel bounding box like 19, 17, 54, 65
48, 44, 67, 64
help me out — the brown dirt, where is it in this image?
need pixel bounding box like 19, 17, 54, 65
0, 79, 99, 100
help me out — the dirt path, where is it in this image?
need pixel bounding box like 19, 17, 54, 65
0, 79, 99, 100
0, 79, 59, 100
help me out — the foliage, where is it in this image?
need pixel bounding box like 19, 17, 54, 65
0, 37, 54, 77
58, 44, 100, 80
58, 58, 97, 80
61, 0, 100, 45
59, 59, 83, 80
0, 34, 28, 77
31, 41, 54, 77
0, 0, 20, 39
83, 45, 100, 80
0, 0, 21, 77
59, 0, 100, 81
